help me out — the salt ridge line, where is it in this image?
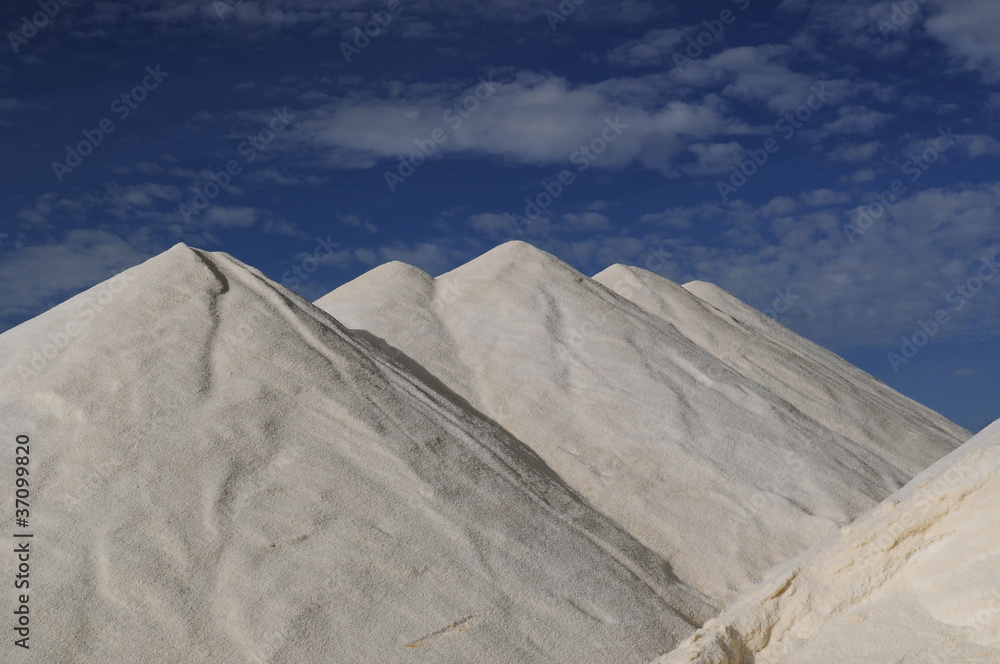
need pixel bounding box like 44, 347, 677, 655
596, 264, 968, 475
655, 418, 1000, 663
0, 242, 711, 662
210, 248, 717, 618
315, 240, 967, 607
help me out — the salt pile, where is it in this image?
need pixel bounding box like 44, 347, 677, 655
657, 417, 1000, 663
0, 240, 977, 662
595, 265, 962, 476
0, 244, 711, 663
316, 241, 967, 606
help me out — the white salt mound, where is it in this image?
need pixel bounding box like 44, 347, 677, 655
0, 244, 714, 663
315, 241, 969, 607
656, 417, 1000, 663
2, 240, 977, 662
594, 265, 964, 476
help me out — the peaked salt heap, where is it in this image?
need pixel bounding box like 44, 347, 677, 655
0, 244, 713, 663
656, 417, 1000, 663
316, 241, 968, 606
594, 265, 961, 475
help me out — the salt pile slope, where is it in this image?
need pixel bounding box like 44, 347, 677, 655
314, 241, 968, 606
593, 265, 967, 476
657, 418, 1000, 664
0, 244, 714, 664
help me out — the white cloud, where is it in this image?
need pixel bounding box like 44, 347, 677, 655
778, 0, 915, 57
956, 134, 1000, 158
246, 168, 325, 187
843, 168, 877, 183
799, 188, 849, 207
339, 213, 379, 233
17, 191, 97, 228
682, 142, 746, 175
670, 45, 849, 113
759, 196, 798, 216
638, 203, 722, 230
821, 106, 892, 135
203, 206, 258, 228
0, 230, 152, 330
318, 180, 1000, 352
469, 212, 517, 236
783, 0, 1000, 83
608, 29, 686, 68
826, 141, 881, 162
925, 0, 1000, 81
110, 0, 663, 30
562, 212, 613, 231
14, 183, 292, 249
287, 72, 754, 174
629, 183, 1000, 347
102, 182, 183, 221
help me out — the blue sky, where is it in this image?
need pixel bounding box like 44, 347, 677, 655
2, 0, 999, 431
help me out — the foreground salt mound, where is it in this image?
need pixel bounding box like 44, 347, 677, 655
594, 265, 964, 475
0, 244, 713, 663
315, 241, 968, 606
657, 418, 1000, 663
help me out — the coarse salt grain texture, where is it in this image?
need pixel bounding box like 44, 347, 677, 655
0, 244, 713, 664
316, 241, 969, 608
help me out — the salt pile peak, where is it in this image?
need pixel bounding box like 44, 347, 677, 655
0, 243, 712, 663
595, 264, 967, 475
316, 240, 968, 606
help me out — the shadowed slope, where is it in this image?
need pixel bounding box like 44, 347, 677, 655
657, 417, 1000, 663
316, 241, 969, 606
0, 243, 713, 663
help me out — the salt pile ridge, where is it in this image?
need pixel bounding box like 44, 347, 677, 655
316, 241, 968, 606
657, 418, 1000, 663
0, 240, 978, 662
0, 244, 712, 663
594, 265, 961, 476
